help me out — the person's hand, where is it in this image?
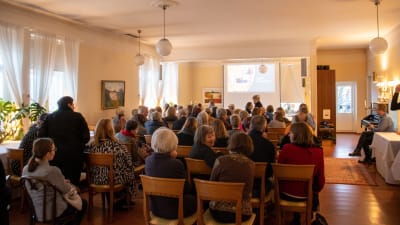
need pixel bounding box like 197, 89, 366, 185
395, 84, 400, 93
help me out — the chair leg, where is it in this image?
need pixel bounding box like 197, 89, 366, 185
19, 189, 25, 212
109, 192, 114, 223
259, 205, 264, 225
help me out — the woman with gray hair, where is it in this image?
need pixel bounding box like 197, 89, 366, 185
144, 128, 196, 219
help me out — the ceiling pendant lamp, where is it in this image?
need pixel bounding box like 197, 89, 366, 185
369, 0, 388, 54
155, 0, 177, 56
135, 29, 145, 66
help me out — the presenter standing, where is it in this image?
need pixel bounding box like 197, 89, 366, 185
252, 94, 263, 108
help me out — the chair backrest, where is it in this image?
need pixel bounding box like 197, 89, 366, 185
140, 175, 186, 225
184, 158, 212, 185
252, 162, 268, 225
176, 145, 192, 158
211, 147, 229, 155
194, 178, 245, 225
85, 153, 116, 189
6, 148, 24, 176
144, 135, 152, 145
272, 163, 315, 224
21, 176, 74, 224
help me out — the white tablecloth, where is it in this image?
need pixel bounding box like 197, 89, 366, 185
370, 132, 400, 184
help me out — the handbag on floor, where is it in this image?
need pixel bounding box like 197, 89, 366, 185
311, 213, 328, 225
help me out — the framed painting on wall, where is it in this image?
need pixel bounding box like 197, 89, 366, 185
202, 88, 223, 107
101, 80, 125, 109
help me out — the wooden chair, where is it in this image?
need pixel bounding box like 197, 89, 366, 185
20, 176, 77, 225
144, 135, 152, 145
184, 158, 211, 185
85, 152, 128, 223
194, 179, 256, 225
176, 145, 192, 158
211, 147, 229, 155
251, 162, 273, 225
272, 163, 315, 225
6, 148, 25, 211
140, 175, 197, 225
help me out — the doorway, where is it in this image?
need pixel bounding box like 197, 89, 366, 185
336, 82, 356, 132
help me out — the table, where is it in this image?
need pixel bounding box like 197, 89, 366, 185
370, 132, 400, 184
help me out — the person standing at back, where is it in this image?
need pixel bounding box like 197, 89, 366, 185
39, 96, 90, 186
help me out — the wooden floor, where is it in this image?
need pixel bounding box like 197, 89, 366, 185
8, 133, 400, 225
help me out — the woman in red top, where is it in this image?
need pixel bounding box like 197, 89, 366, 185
278, 122, 325, 225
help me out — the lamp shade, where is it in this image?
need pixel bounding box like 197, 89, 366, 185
135, 54, 145, 66
259, 64, 267, 74
369, 37, 388, 55
156, 38, 172, 56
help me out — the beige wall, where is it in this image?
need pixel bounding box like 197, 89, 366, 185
317, 49, 367, 133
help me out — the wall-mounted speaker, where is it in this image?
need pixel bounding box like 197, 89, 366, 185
301, 58, 307, 77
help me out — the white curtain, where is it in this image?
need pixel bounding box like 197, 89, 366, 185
62, 37, 80, 101
29, 31, 57, 105
161, 62, 178, 105
139, 56, 160, 108
0, 23, 24, 106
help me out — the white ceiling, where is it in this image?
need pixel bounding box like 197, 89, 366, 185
3, 0, 400, 50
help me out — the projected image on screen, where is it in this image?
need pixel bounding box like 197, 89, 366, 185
226, 64, 275, 93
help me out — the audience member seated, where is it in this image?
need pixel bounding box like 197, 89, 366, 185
137, 105, 149, 121
86, 119, 135, 204
11, 113, 47, 175
228, 114, 242, 137
112, 108, 126, 133
177, 117, 197, 146
209, 132, 255, 223
281, 114, 321, 149
298, 103, 315, 130
278, 122, 325, 225
349, 103, 394, 163
211, 119, 229, 147
216, 108, 232, 130
248, 116, 275, 192
189, 125, 224, 168
0, 160, 10, 225
197, 111, 209, 127
163, 105, 178, 123
241, 116, 252, 133
172, 108, 187, 130
245, 102, 253, 115
276, 107, 291, 126
265, 105, 274, 123
132, 113, 147, 142
22, 138, 87, 224
115, 119, 138, 144
145, 128, 196, 219
144, 111, 166, 135
268, 111, 286, 128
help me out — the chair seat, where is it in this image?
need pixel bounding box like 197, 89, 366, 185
134, 164, 145, 174
251, 190, 274, 205
280, 199, 307, 207
203, 209, 256, 225
88, 183, 125, 192
149, 211, 197, 225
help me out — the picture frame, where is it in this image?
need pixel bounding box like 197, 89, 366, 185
202, 88, 223, 107
101, 80, 125, 109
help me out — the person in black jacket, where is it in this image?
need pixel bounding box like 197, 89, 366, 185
248, 115, 275, 193
176, 116, 197, 146
0, 160, 10, 225
390, 84, 400, 110
39, 96, 90, 186
189, 125, 223, 168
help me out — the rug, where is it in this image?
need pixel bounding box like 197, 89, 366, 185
324, 157, 377, 185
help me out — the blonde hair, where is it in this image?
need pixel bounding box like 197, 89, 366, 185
93, 118, 118, 145
151, 127, 178, 153
211, 119, 228, 138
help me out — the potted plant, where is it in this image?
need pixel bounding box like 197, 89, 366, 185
0, 98, 47, 143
